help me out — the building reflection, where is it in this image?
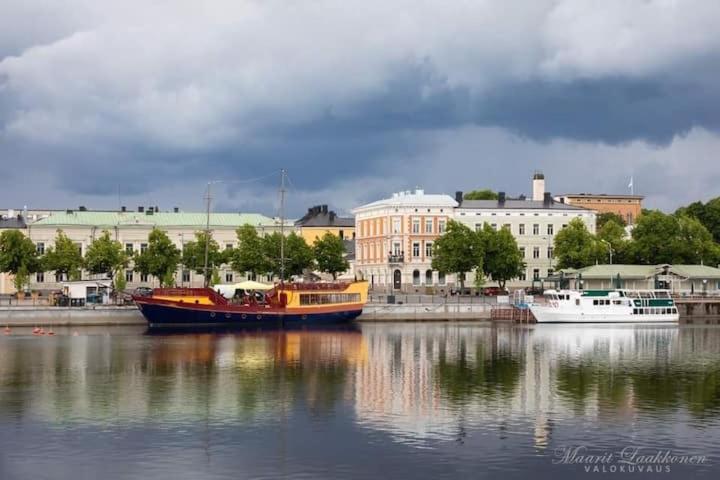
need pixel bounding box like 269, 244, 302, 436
1, 325, 720, 447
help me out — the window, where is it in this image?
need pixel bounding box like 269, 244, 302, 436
393, 242, 401, 256
562, 224, 568, 230
299, 293, 361, 305
413, 270, 421, 285
491, 223, 497, 231
519, 247, 526, 258
339, 230, 344, 240
140, 273, 149, 283
533, 247, 540, 259
182, 270, 190, 283
503, 224, 511, 231
533, 224, 539, 235
412, 219, 420, 234
36, 272, 44, 283
36, 242, 45, 254
425, 270, 433, 285
533, 269, 540, 280
519, 270, 527, 281
438, 272, 446, 285
425, 219, 433, 233
125, 243, 134, 255
75, 243, 82, 256
547, 224, 554, 235
519, 224, 525, 235
393, 218, 401, 234
225, 244, 233, 250
547, 247, 554, 259
475, 223, 482, 232
425, 242, 433, 257
140, 243, 148, 253
125, 270, 134, 282
412, 242, 420, 257
438, 220, 446, 233
225, 272, 234, 282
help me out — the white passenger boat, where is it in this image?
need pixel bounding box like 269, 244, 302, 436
530, 289, 679, 323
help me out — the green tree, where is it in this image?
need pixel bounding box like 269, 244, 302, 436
43, 230, 83, 281
134, 228, 181, 287
313, 233, 349, 279
675, 215, 720, 265
553, 218, 603, 269
231, 225, 267, 279
677, 197, 720, 243
597, 219, 629, 264
263, 232, 315, 279
114, 269, 127, 294
480, 225, 524, 288
84, 230, 128, 283
463, 189, 498, 200
431, 220, 484, 291
596, 212, 627, 229
181, 231, 223, 286
0, 230, 40, 291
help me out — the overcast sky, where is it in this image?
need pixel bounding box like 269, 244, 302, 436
1, 0, 719, 217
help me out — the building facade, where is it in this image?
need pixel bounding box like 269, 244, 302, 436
353, 190, 458, 292
294, 205, 355, 244
24, 210, 282, 291
554, 193, 643, 225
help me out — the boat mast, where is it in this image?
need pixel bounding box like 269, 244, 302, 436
203, 181, 212, 288
279, 168, 286, 285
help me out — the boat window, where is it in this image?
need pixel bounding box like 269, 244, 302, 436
613, 300, 622, 305
656, 291, 670, 298
633, 308, 638, 315
593, 300, 598, 306
576, 299, 580, 306
299, 293, 361, 305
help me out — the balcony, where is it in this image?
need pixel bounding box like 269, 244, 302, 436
388, 254, 405, 264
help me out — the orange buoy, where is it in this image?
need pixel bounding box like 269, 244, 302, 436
32, 326, 40, 334
48, 329, 55, 336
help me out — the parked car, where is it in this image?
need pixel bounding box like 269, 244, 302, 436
482, 287, 509, 296
133, 287, 154, 297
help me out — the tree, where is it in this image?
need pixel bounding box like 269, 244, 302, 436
134, 228, 180, 287
0, 230, 40, 291
676, 197, 720, 243
84, 230, 128, 283
313, 232, 349, 279
675, 215, 720, 265
597, 220, 629, 264
181, 231, 222, 286
463, 189, 498, 200
431, 220, 484, 290
553, 218, 603, 269
43, 230, 83, 281
480, 225, 525, 288
596, 212, 626, 230
629, 210, 682, 264
263, 232, 315, 279
231, 225, 267, 279
114, 269, 127, 294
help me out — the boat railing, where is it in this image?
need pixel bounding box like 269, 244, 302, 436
153, 288, 228, 305
279, 282, 351, 291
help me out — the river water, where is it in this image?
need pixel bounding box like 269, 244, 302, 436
1, 323, 719, 479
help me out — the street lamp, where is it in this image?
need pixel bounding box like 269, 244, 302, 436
178, 232, 186, 287
600, 239, 613, 265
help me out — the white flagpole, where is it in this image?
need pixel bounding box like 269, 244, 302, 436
628, 176, 634, 196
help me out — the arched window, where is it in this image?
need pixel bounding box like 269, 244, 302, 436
425, 270, 433, 285
413, 270, 421, 286
438, 272, 446, 285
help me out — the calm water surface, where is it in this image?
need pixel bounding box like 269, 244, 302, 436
1, 323, 720, 479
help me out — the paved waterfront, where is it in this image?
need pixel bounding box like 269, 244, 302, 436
1, 323, 720, 479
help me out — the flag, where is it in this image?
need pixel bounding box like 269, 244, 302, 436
628, 176, 633, 189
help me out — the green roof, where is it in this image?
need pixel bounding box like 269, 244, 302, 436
32, 211, 278, 228
558, 263, 720, 280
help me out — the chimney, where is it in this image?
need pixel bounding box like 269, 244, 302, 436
329, 211, 336, 221
79, 205, 87, 211
322, 205, 328, 214
173, 207, 179, 213
519, 194, 526, 201
543, 192, 552, 206
155, 206, 159, 213
532, 171, 545, 202
498, 191, 506, 205
455, 191, 463, 203
121, 206, 127, 212
138, 206, 144, 213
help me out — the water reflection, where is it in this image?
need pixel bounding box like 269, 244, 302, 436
1, 324, 720, 478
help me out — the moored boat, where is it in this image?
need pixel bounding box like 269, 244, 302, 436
133, 280, 369, 329
530, 289, 679, 323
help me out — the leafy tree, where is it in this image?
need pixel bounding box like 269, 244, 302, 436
313, 233, 349, 279
134, 228, 181, 287
553, 218, 603, 269
211, 268, 221, 286
677, 197, 720, 243
431, 220, 484, 290
596, 212, 627, 229
181, 231, 223, 286
43, 230, 83, 281
463, 189, 498, 200
114, 269, 127, 293
84, 230, 128, 282
675, 215, 720, 265
231, 225, 267, 279
480, 225, 524, 288
0, 230, 40, 291
597, 220, 629, 264
263, 232, 315, 279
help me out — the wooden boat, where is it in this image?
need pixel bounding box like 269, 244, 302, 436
133, 281, 369, 329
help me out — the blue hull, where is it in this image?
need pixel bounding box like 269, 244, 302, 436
137, 302, 363, 329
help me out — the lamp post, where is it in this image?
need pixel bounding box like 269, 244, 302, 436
600, 239, 613, 265
178, 232, 185, 287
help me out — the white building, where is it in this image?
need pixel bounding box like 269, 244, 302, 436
453, 173, 596, 288
353, 189, 458, 292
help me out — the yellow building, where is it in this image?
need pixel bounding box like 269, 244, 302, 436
295, 205, 355, 244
